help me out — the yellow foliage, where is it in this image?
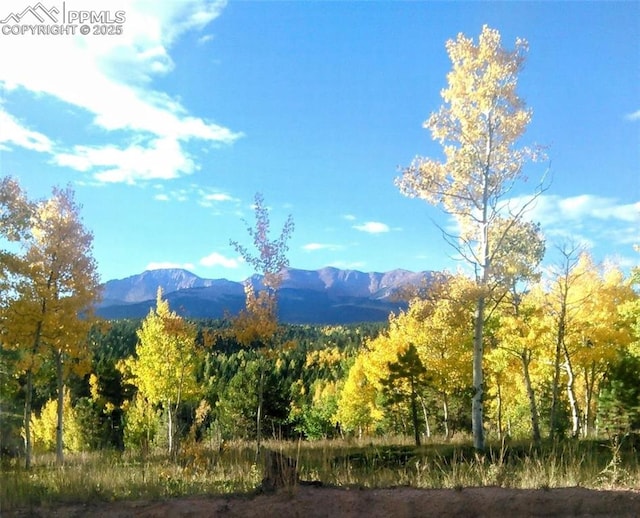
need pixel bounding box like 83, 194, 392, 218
305, 347, 343, 368
3, 187, 99, 378
89, 373, 103, 405
335, 355, 381, 433
195, 400, 211, 428
29, 392, 87, 453
125, 288, 200, 407
336, 274, 475, 432
232, 282, 278, 347
29, 397, 59, 452
515, 250, 638, 435
397, 25, 541, 228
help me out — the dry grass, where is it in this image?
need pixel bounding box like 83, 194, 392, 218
2, 436, 639, 512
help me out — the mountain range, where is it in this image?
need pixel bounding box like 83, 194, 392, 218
97, 267, 433, 324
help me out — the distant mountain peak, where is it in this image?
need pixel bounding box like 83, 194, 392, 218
99, 266, 434, 324
102, 268, 212, 304
148, 268, 203, 281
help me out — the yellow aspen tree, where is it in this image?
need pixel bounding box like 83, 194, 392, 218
229, 192, 294, 454
335, 354, 381, 437
344, 274, 474, 439
397, 26, 547, 450
541, 247, 624, 438
30, 391, 90, 453
486, 219, 546, 442
4, 186, 100, 467
0, 177, 32, 285
124, 288, 199, 455
568, 262, 634, 436
490, 288, 550, 444
403, 274, 475, 438
542, 244, 588, 438
0, 177, 33, 463
334, 318, 409, 436
621, 247, 640, 358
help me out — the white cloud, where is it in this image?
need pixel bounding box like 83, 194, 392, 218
172, 190, 190, 202
146, 261, 195, 271
198, 34, 214, 45
150, 185, 239, 206
503, 194, 639, 226
625, 109, 640, 121
590, 201, 640, 222
199, 251, 242, 268
552, 194, 639, 222
54, 137, 196, 183
198, 191, 238, 207
328, 260, 366, 270
205, 193, 233, 202
342, 214, 356, 221
303, 242, 342, 251
0, 107, 52, 152
603, 254, 639, 271
0, 0, 241, 183
503, 193, 639, 254
353, 221, 390, 234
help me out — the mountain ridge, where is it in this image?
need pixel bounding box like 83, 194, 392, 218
98, 266, 433, 324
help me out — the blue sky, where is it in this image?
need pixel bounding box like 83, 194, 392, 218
0, 0, 638, 283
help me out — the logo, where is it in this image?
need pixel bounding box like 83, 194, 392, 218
1, 2, 126, 36
0, 3, 59, 24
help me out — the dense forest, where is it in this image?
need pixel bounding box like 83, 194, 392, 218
2, 244, 639, 461
2, 315, 387, 453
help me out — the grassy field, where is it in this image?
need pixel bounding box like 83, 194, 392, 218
1, 436, 639, 512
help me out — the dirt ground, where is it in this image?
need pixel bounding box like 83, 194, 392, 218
5, 486, 640, 518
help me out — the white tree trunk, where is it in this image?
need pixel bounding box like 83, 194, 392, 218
472, 295, 486, 450
563, 351, 580, 438
522, 352, 541, 444
24, 370, 33, 470
167, 404, 174, 454
56, 352, 64, 465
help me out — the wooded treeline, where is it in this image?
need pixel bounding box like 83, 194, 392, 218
1, 315, 385, 454
2, 254, 639, 458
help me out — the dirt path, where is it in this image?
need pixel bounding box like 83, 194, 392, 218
5, 486, 640, 517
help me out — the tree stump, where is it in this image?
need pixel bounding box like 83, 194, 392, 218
261, 449, 298, 492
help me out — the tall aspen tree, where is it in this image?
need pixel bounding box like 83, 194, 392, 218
397, 26, 546, 450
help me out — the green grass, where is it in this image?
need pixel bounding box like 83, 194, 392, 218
2, 437, 639, 512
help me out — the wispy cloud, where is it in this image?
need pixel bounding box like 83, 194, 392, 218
509, 194, 640, 227
302, 242, 343, 252
625, 109, 640, 121
0, 108, 53, 153
503, 194, 639, 259
151, 184, 239, 207
146, 261, 195, 271
353, 221, 390, 234
202, 193, 234, 202
198, 34, 214, 45
0, 0, 241, 184
55, 137, 197, 184
197, 190, 239, 207
199, 251, 242, 269
328, 260, 366, 270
